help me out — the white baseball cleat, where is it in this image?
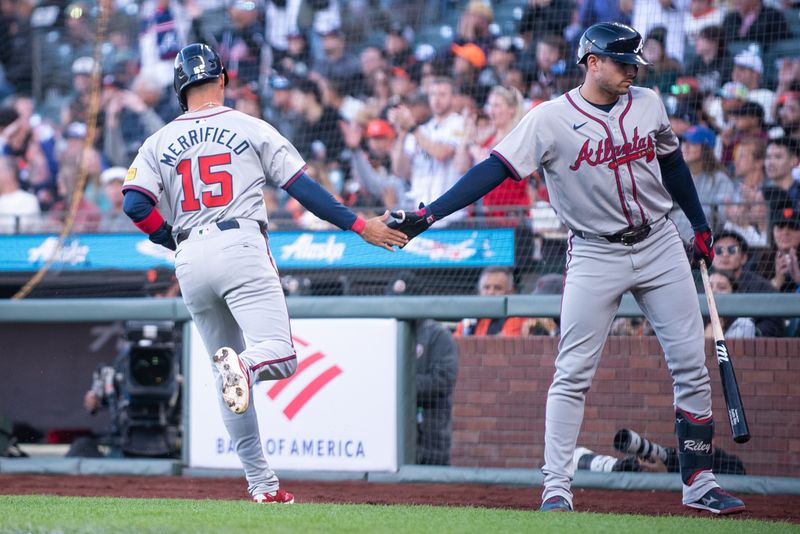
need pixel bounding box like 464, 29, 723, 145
213, 347, 250, 414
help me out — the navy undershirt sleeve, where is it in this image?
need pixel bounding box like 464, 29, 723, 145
658, 149, 709, 232
284, 172, 358, 230
426, 154, 512, 220
122, 189, 155, 222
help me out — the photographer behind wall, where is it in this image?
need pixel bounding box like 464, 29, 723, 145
70, 321, 182, 459
575, 428, 745, 475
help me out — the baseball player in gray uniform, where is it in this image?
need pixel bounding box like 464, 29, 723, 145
387, 23, 745, 515
122, 43, 407, 503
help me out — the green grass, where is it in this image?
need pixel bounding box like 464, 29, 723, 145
0, 495, 794, 534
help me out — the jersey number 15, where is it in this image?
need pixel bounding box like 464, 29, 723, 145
177, 152, 233, 212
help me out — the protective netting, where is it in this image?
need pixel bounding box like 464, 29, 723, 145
0, 1, 797, 309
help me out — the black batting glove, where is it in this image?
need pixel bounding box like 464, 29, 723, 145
388, 203, 436, 246
691, 228, 714, 268
149, 221, 177, 251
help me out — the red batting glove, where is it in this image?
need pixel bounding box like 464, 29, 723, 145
691, 228, 714, 268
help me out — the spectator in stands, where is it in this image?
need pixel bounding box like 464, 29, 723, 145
478, 36, 523, 92
776, 92, 800, 141
214, 0, 267, 85
276, 30, 312, 80
520, 272, 564, 337
637, 27, 681, 94
721, 101, 767, 167
711, 229, 784, 336
364, 67, 392, 113
762, 137, 800, 212
102, 75, 166, 168
388, 67, 418, 108
265, 0, 301, 68
0, 0, 33, 96
0, 154, 39, 233
455, 266, 529, 336
520, 35, 577, 104
518, 0, 573, 47
138, 0, 192, 87
761, 204, 800, 292
632, 0, 689, 63
388, 77, 465, 216
721, 0, 792, 52
455, 0, 494, 52
687, 25, 733, 95
671, 126, 736, 240
290, 77, 346, 167
731, 48, 776, 125
450, 43, 488, 105
320, 76, 364, 124
725, 136, 770, 246
684, 0, 726, 49
384, 22, 415, 72
455, 85, 530, 219
49, 123, 102, 232
97, 166, 136, 233
706, 273, 756, 338
0, 105, 57, 211
578, 0, 631, 29
311, 25, 363, 92
414, 318, 459, 465
341, 118, 406, 210
707, 81, 750, 135
263, 75, 300, 142
232, 83, 262, 119
775, 56, 800, 101
62, 56, 96, 128
360, 46, 387, 83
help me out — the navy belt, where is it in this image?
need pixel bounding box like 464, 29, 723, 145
572, 223, 652, 246
176, 220, 240, 245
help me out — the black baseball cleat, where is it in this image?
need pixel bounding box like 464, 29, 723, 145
684, 488, 745, 515
539, 495, 573, 512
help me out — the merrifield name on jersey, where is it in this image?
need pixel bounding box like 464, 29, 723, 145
159, 126, 251, 166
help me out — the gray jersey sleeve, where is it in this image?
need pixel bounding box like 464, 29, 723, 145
122, 138, 163, 203
492, 103, 555, 180
252, 120, 306, 187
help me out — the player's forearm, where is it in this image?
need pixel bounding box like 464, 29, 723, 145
426, 154, 511, 220
283, 172, 365, 233
659, 150, 709, 231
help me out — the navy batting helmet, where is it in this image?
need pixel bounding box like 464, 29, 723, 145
173, 43, 229, 111
576, 22, 650, 66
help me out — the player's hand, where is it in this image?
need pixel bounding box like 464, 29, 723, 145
360, 211, 409, 251
148, 221, 177, 251
691, 228, 714, 268
387, 203, 435, 248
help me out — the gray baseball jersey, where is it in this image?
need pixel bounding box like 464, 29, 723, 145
123, 106, 305, 233
494, 87, 717, 507
123, 105, 303, 497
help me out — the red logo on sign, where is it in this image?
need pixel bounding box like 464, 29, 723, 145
569, 127, 655, 171
266, 336, 343, 420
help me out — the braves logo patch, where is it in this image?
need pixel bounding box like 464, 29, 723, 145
125, 168, 137, 182
569, 127, 655, 171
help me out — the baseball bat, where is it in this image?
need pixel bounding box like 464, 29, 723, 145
699, 260, 750, 444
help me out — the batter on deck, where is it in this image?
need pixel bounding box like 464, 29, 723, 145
122, 44, 407, 504
388, 22, 744, 514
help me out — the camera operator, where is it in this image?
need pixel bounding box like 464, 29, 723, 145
71, 321, 182, 459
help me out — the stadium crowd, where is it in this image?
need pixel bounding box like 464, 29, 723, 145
0, 0, 799, 327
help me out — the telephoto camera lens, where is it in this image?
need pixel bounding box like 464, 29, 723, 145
613, 429, 669, 463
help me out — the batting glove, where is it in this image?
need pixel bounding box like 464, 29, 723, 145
691, 228, 714, 268
388, 203, 436, 246
149, 221, 177, 251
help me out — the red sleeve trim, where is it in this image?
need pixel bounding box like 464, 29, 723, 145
134, 208, 165, 235
490, 150, 523, 181
122, 185, 159, 204
350, 216, 366, 235
282, 164, 309, 190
